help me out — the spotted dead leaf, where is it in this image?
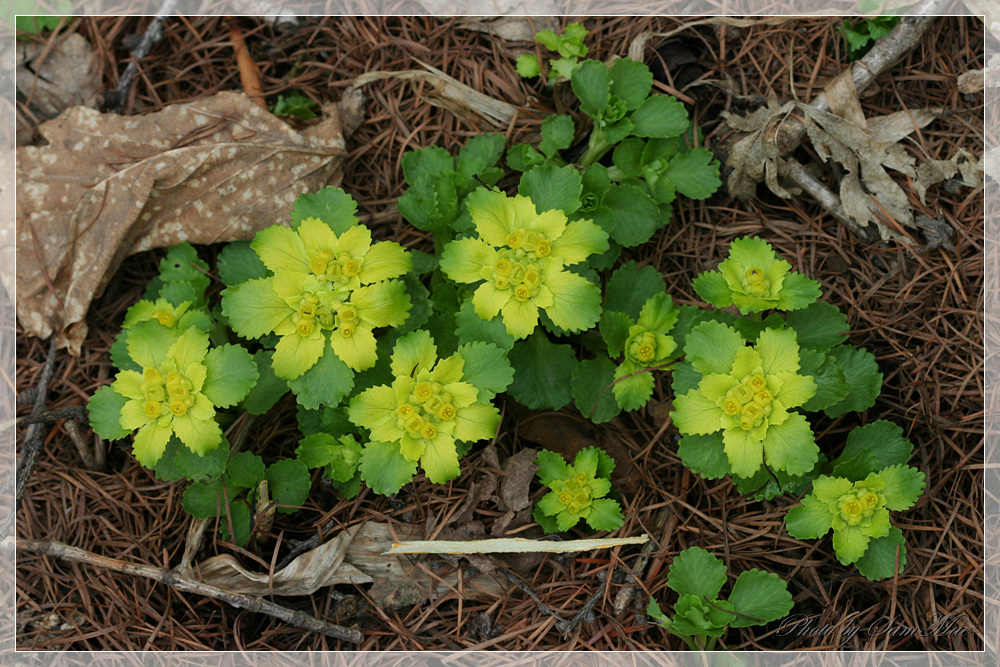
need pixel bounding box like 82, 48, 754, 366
14, 89, 364, 353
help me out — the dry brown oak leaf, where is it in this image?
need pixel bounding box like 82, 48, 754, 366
15, 90, 363, 354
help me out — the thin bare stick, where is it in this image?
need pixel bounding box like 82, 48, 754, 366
557, 570, 607, 637
498, 566, 568, 626
17, 538, 364, 643
104, 0, 178, 113
63, 420, 97, 471
770, 2, 948, 154
1, 337, 59, 538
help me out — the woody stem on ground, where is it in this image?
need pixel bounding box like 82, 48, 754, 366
1, 337, 59, 540
728, 0, 950, 245
103, 0, 178, 113
14, 537, 364, 643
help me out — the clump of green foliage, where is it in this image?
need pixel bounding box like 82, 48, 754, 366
533, 447, 623, 533
647, 546, 793, 650
85, 20, 925, 619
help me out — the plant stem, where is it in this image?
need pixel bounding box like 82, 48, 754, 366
606, 165, 626, 182
578, 126, 612, 167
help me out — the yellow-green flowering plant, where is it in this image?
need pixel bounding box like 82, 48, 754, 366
533, 446, 624, 532
782, 420, 926, 580
222, 188, 413, 407
88, 324, 258, 467
122, 298, 207, 332
439, 187, 607, 340
671, 235, 885, 501
692, 236, 821, 314
599, 292, 680, 412
786, 466, 924, 573
671, 322, 819, 479
348, 330, 512, 495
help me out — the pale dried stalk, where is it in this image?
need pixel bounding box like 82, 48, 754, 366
386, 534, 649, 555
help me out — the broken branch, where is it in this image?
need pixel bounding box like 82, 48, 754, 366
16, 537, 364, 643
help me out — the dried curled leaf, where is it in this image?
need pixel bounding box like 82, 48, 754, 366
189, 525, 371, 596
914, 148, 984, 203
185, 521, 506, 607
16, 33, 102, 117
14, 91, 359, 353
723, 86, 945, 247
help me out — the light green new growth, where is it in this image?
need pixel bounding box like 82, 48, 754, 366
349, 330, 505, 493
786, 466, 925, 566
516, 22, 589, 82
693, 236, 821, 314
534, 446, 624, 532
223, 212, 412, 379
95, 326, 257, 467
602, 292, 680, 411
439, 188, 607, 339
648, 546, 793, 650
672, 323, 818, 478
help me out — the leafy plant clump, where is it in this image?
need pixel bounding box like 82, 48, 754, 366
515, 22, 589, 82
269, 92, 319, 120
786, 420, 926, 580
647, 546, 793, 650
533, 446, 624, 533
840, 14, 900, 59
671, 236, 885, 501
82, 21, 929, 634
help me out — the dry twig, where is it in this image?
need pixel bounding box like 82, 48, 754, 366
16, 537, 364, 643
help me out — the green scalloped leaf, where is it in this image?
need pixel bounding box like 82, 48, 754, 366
677, 432, 730, 480
667, 546, 727, 600
217, 240, 268, 287
631, 95, 689, 138
265, 459, 311, 514
220, 499, 253, 547
175, 435, 230, 482
359, 440, 418, 496
289, 186, 359, 234
201, 344, 259, 409
572, 354, 622, 424
87, 386, 131, 440
599, 310, 633, 358
240, 350, 289, 416
663, 148, 720, 200
785, 301, 849, 352
227, 451, 266, 489
457, 341, 514, 401
822, 346, 882, 417
297, 404, 355, 438
837, 420, 914, 470
585, 497, 625, 531
286, 348, 355, 410
727, 569, 794, 628
455, 300, 515, 351
507, 332, 577, 410
518, 164, 582, 215
603, 184, 661, 247
604, 261, 665, 320
798, 349, 850, 412
855, 526, 907, 581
